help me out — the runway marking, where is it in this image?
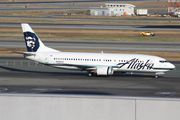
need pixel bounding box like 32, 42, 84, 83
31, 88, 62, 91
11, 91, 17, 93
0, 88, 8, 92
143, 78, 152, 79
155, 92, 177, 95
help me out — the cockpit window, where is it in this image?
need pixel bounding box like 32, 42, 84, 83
159, 60, 168, 63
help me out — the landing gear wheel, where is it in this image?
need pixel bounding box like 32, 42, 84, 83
155, 75, 158, 79
88, 72, 93, 77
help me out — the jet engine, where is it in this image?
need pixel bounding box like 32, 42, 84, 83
97, 66, 114, 75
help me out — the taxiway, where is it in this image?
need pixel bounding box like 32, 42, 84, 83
0, 56, 180, 97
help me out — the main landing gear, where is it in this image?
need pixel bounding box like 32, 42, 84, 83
88, 71, 96, 77
155, 72, 164, 79
88, 72, 93, 77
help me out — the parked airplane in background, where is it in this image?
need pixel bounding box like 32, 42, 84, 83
18, 23, 175, 78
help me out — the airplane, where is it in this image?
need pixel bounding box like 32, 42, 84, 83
17, 23, 175, 78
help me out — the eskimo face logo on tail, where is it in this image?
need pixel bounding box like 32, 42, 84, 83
24, 32, 39, 52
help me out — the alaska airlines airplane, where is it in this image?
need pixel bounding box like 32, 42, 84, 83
19, 23, 175, 78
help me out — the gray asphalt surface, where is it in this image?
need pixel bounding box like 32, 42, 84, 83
0, 0, 178, 97
0, 7, 90, 12
0, 15, 178, 23
0, 6, 167, 12
0, 0, 167, 5
0, 0, 168, 13
0, 56, 179, 97
1, 39, 180, 52
1, 22, 180, 31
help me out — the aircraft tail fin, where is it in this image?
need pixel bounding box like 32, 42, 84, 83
21, 23, 59, 52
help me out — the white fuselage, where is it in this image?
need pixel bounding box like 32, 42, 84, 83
25, 51, 175, 74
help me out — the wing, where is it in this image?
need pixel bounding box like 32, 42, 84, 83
44, 63, 98, 70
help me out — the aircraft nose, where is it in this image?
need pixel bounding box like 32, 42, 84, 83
169, 63, 175, 70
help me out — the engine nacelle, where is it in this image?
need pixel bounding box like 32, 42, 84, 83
97, 66, 114, 75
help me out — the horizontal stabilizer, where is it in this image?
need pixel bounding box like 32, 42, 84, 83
10, 51, 36, 56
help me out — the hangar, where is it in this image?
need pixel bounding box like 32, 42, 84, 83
90, 3, 135, 16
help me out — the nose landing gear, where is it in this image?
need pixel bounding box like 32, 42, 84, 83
155, 75, 158, 79
155, 72, 164, 79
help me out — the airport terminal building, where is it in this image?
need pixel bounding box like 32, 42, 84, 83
90, 3, 135, 16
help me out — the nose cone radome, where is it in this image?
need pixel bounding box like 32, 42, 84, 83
169, 63, 175, 70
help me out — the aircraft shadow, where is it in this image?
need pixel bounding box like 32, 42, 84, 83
0, 65, 85, 76
0, 65, 162, 78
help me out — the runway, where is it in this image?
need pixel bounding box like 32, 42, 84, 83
0, 6, 167, 12
1, 39, 180, 52
1, 15, 178, 23
1, 22, 180, 31
0, 0, 167, 5
0, 56, 180, 97
0, 0, 179, 97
